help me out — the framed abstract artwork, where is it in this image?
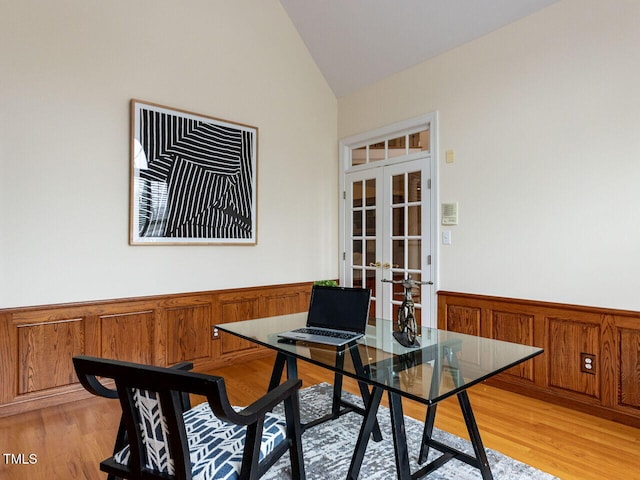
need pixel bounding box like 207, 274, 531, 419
130, 100, 257, 245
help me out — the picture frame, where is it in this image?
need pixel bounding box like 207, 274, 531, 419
130, 99, 257, 245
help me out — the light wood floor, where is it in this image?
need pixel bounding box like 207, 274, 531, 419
1, 354, 639, 479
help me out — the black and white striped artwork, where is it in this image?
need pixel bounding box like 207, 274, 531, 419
130, 100, 257, 244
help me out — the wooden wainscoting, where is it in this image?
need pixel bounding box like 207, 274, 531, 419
0, 282, 313, 417
4, 286, 638, 427
438, 291, 640, 427
213, 287, 311, 359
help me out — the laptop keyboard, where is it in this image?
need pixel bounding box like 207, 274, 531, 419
292, 328, 356, 340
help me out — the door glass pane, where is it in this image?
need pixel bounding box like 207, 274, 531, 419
411, 274, 422, 304
365, 179, 376, 206
392, 271, 405, 297
366, 269, 377, 296
409, 129, 429, 152
388, 135, 406, 158
408, 171, 421, 202
408, 205, 421, 236
366, 240, 376, 266
353, 181, 363, 208
352, 146, 366, 166
408, 239, 421, 270
393, 271, 406, 282
353, 210, 362, 236
392, 207, 404, 236
393, 240, 405, 268
392, 174, 404, 204
353, 268, 363, 287
352, 240, 363, 265
370, 141, 385, 162
368, 299, 376, 322
365, 209, 376, 236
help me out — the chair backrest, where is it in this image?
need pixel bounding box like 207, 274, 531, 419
73, 356, 235, 480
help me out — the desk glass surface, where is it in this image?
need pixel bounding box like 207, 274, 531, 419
217, 313, 543, 405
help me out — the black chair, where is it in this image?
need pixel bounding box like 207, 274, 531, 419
73, 355, 305, 480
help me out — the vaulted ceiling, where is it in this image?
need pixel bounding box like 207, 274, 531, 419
280, 0, 560, 97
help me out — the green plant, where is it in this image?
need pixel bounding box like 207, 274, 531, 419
312, 279, 339, 287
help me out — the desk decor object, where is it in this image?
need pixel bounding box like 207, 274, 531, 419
383, 275, 433, 348
130, 99, 257, 245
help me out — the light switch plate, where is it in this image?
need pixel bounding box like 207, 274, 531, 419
445, 150, 455, 163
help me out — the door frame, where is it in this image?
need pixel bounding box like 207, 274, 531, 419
338, 113, 439, 327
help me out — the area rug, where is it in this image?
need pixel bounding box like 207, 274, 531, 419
266, 382, 559, 479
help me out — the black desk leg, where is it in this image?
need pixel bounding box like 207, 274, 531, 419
417, 347, 493, 480
331, 345, 383, 442
388, 391, 412, 480
332, 346, 346, 417
446, 346, 492, 479
349, 346, 383, 442
268, 352, 286, 390
268, 352, 298, 391
419, 341, 443, 464
418, 404, 437, 464
458, 391, 493, 480
346, 386, 384, 480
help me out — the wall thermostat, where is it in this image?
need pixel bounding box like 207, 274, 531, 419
441, 202, 458, 225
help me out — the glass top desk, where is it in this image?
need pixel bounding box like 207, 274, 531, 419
217, 313, 543, 480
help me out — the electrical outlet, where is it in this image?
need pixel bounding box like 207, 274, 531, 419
211, 326, 220, 340
580, 353, 596, 374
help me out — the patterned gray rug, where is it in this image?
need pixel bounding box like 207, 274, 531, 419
267, 382, 559, 480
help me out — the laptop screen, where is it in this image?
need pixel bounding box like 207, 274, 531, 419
307, 285, 371, 334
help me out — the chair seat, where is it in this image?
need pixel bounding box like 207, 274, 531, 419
113, 401, 288, 480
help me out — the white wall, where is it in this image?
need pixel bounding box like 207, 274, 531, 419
339, 0, 640, 311
0, 0, 338, 308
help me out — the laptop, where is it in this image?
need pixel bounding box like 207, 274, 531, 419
277, 285, 371, 347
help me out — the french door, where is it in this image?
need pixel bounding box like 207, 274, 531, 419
344, 157, 433, 327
